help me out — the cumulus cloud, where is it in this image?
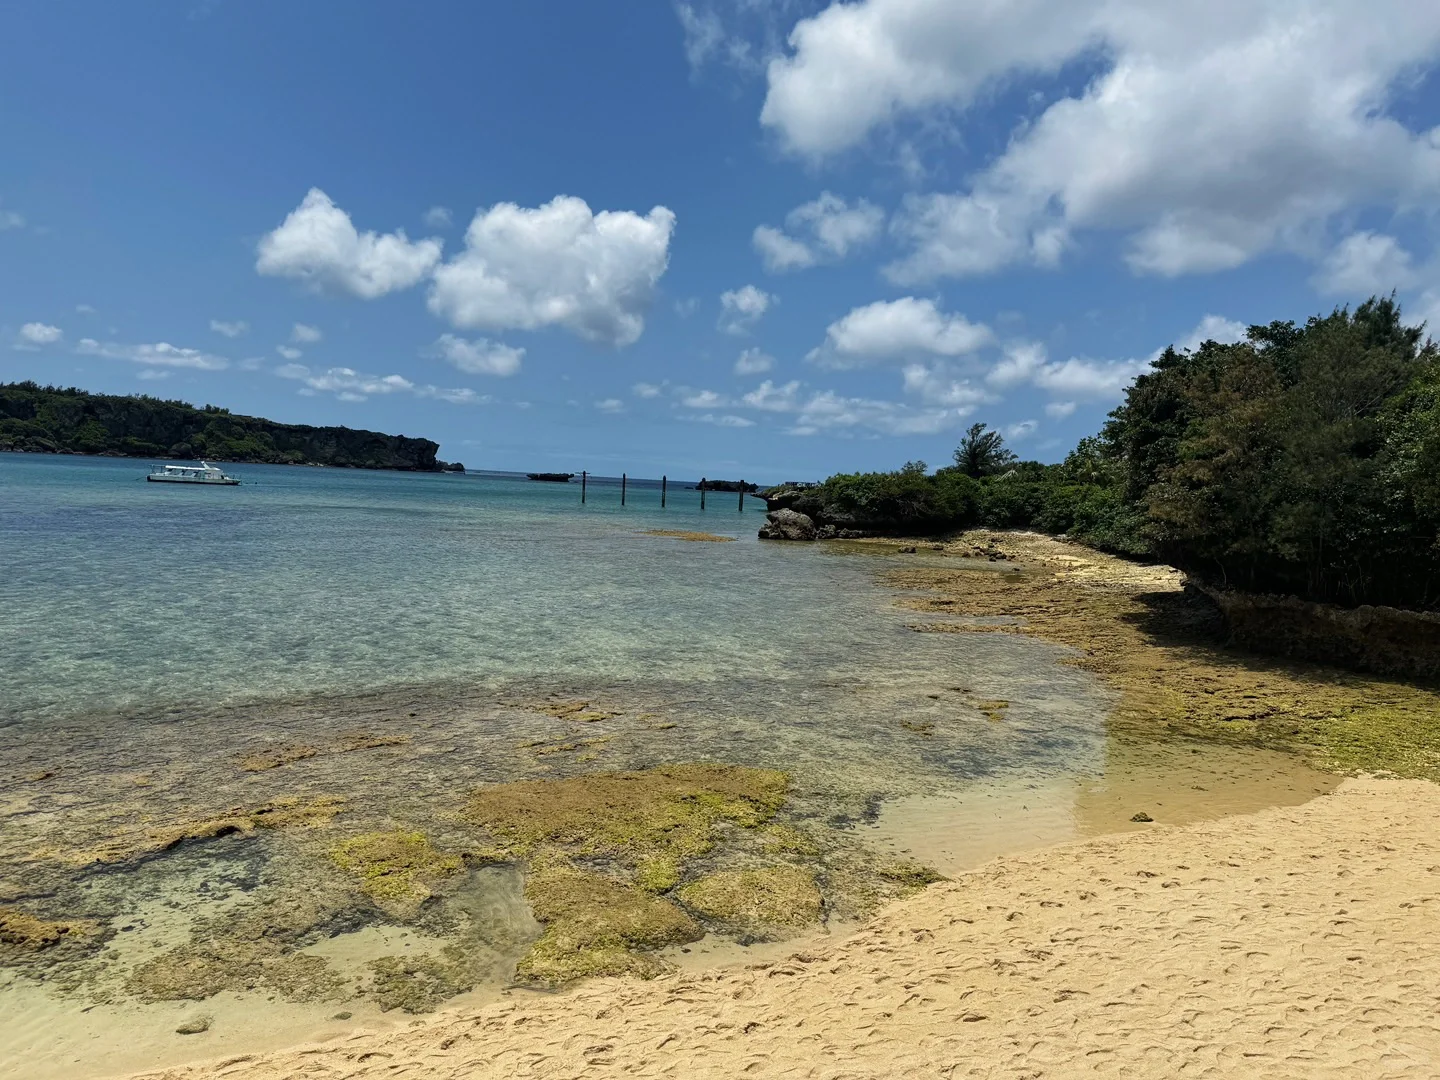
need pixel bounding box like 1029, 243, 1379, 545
594, 398, 625, 413
433, 333, 524, 377
718, 284, 774, 335
276, 345, 304, 360
1313, 231, 1419, 295
428, 196, 675, 347
900, 362, 991, 409
681, 388, 729, 409
762, 1, 1440, 281
0, 196, 24, 231
15, 322, 62, 349
752, 192, 884, 272
274, 362, 487, 404
210, 319, 248, 338
734, 347, 774, 375
632, 381, 665, 398
684, 412, 756, 427
741, 379, 803, 412
786, 389, 966, 437
256, 188, 443, 298
75, 304, 98, 315
809, 297, 992, 367
988, 314, 1249, 404
423, 206, 453, 228
1006, 418, 1038, 440
77, 338, 228, 370
291, 323, 322, 343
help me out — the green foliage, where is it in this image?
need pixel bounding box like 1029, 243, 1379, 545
0, 381, 443, 470
793, 467, 979, 535
953, 422, 1018, 478
1106, 296, 1440, 608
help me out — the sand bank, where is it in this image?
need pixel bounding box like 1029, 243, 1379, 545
116, 776, 1440, 1079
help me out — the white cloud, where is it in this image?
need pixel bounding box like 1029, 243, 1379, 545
1177, 314, 1247, 351
276, 345, 304, 360
594, 398, 625, 413
75, 304, 97, 315
210, 319, 248, 338
718, 284, 774, 335
788, 389, 966, 436
423, 206, 453, 229
433, 333, 524, 376
900, 362, 991, 409
428, 195, 675, 347
763, 1, 1440, 281
734, 347, 774, 375
1313, 232, 1419, 295
0, 197, 23, 231
136, 369, 170, 381
15, 322, 62, 349
987, 314, 1247, 404
632, 381, 664, 398
238, 356, 266, 371
1006, 418, 1038, 440
77, 338, 228, 370
274, 362, 486, 404
809, 297, 993, 367
681, 388, 729, 409
752, 192, 884, 272
291, 322, 322, 343
741, 379, 803, 412
256, 188, 443, 299
674, 297, 699, 318
684, 412, 756, 428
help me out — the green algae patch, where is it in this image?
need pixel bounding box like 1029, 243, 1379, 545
464, 763, 789, 867
0, 908, 98, 950
368, 952, 474, 1013
640, 529, 737, 543
516, 866, 702, 986
676, 866, 822, 931
330, 831, 463, 912
878, 861, 947, 887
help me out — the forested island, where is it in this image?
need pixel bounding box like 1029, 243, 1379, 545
0, 382, 458, 471
762, 297, 1440, 656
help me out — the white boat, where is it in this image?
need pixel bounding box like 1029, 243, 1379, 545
146, 461, 241, 485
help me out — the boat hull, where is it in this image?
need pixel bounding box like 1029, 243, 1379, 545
145, 474, 240, 485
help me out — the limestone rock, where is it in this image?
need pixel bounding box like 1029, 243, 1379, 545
758, 509, 817, 542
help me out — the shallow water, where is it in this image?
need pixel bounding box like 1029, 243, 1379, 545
0, 453, 1337, 1079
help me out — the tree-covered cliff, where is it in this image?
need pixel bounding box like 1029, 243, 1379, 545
0, 382, 446, 471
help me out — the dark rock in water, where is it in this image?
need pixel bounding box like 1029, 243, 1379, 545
439, 461, 466, 473
898, 546, 918, 554
526, 472, 575, 482
758, 509, 817, 542
816, 524, 838, 540
175, 1015, 211, 1035
1130, 812, 1154, 823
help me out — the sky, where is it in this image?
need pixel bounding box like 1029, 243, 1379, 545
2, 1, 1439, 481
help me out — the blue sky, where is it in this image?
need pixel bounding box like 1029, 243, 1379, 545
3, 1, 1438, 480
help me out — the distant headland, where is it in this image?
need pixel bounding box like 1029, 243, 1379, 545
0, 382, 462, 472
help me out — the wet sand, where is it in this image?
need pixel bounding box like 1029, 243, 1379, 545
110, 776, 1440, 1080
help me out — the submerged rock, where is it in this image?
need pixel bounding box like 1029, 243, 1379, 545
676, 866, 822, 932
758, 509, 817, 542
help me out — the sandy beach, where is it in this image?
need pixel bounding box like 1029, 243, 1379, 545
116, 775, 1440, 1079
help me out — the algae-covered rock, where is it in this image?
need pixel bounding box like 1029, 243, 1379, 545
465, 763, 788, 868
516, 866, 702, 986
368, 953, 473, 1013
877, 861, 947, 887
676, 866, 823, 931
330, 831, 464, 913
0, 908, 97, 950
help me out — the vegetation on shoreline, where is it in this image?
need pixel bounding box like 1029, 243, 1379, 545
0, 381, 456, 471
771, 297, 1439, 612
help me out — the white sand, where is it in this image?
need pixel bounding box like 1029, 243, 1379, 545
117, 777, 1440, 1079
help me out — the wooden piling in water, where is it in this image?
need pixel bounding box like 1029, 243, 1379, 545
738, 481, 745, 512
700, 477, 706, 511
621, 473, 627, 507
661, 475, 667, 508
581, 470, 587, 504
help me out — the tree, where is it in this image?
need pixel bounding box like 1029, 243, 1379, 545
952, 423, 1017, 478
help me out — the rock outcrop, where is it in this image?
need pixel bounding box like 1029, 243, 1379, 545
758, 509, 817, 541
